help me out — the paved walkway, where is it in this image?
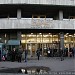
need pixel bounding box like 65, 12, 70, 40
0, 57, 75, 71
0, 57, 75, 74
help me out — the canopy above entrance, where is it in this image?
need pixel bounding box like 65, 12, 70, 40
7, 40, 20, 45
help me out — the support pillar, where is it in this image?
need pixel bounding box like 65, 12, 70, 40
59, 10, 63, 20
30, 44, 32, 57
17, 9, 21, 19
60, 32, 64, 51
17, 32, 21, 45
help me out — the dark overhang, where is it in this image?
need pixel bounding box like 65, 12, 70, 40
0, 29, 75, 34
0, 4, 75, 18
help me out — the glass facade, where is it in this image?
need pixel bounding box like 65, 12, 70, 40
21, 33, 59, 56
1, 32, 75, 57
21, 33, 75, 56
21, 33, 59, 44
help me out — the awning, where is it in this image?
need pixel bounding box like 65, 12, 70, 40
7, 40, 20, 45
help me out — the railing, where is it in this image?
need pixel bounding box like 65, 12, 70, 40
0, 0, 75, 6
0, 18, 74, 29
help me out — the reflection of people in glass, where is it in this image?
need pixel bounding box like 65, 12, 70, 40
25, 69, 28, 74
36, 69, 40, 74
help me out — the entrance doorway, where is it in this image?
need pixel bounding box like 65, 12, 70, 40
42, 43, 59, 56
27, 43, 37, 57
26, 43, 60, 57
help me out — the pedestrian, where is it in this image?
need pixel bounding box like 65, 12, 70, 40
69, 48, 72, 57
60, 48, 64, 61
2, 55, 5, 61
11, 48, 16, 62
47, 47, 51, 57
36, 48, 40, 60
2, 48, 6, 61
72, 47, 75, 57
24, 49, 28, 62
0, 50, 1, 61
17, 47, 23, 62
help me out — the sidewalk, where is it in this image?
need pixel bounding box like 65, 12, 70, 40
0, 57, 75, 74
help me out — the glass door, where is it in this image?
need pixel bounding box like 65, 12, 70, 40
27, 43, 36, 57
32, 44, 36, 56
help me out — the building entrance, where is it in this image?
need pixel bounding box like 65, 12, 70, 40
26, 43, 60, 57
21, 33, 60, 57
42, 43, 59, 56
26, 43, 37, 57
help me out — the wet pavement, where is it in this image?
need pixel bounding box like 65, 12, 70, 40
0, 57, 75, 74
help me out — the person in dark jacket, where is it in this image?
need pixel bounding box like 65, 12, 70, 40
36, 48, 40, 60
60, 48, 64, 61
11, 48, 16, 62
73, 47, 75, 57
24, 49, 28, 62
0, 50, 1, 61
47, 47, 51, 57
17, 48, 22, 62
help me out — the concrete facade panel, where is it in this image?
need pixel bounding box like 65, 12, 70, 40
0, 19, 74, 29
59, 20, 74, 29
0, 0, 75, 6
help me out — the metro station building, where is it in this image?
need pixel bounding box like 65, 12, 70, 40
0, 0, 75, 56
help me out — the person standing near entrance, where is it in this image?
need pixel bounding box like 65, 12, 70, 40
36, 48, 40, 60
24, 49, 28, 62
73, 47, 75, 57
2, 48, 6, 61
17, 47, 23, 62
60, 48, 64, 61
11, 48, 16, 62
0, 50, 1, 61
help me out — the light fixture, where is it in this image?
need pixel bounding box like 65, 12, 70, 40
66, 33, 69, 35
50, 35, 52, 37
39, 33, 42, 34
65, 35, 68, 37
21, 35, 23, 37
69, 35, 72, 36
21, 34, 25, 37
43, 35, 49, 37
71, 41, 73, 43
53, 35, 57, 36
31, 33, 33, 34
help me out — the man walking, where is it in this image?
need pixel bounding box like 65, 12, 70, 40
25, 49, 28, 62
